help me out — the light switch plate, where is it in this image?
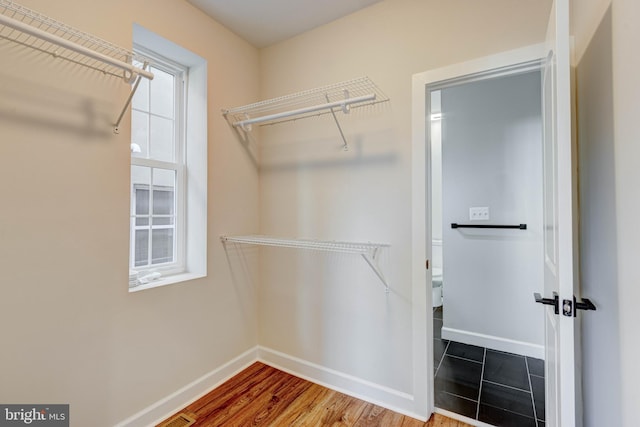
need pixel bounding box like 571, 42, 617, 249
469, 206, 489, 220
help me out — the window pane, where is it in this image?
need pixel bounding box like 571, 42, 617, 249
135, 189, 149, 215
152, 217, 174, 226
134, 229, 149, 267
136, 217, 150, 226
152, 169, 175, 215
149, 66, 174, 118
131, 110, 149, 159
131, 166, 151, 215
150, 115, 174, 162
153, 190, 174, 216
132, 74, 149, 112
151, 228, 174, 264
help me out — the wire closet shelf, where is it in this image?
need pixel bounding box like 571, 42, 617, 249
222, 77, 388, 150
0, 0, 154, 131
221, 235, 391, 292
0, 0, 152, 80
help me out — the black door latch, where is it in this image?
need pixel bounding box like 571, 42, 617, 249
534, 292, 596, 317
534, 292, 559, 314
562, 297, 597, 317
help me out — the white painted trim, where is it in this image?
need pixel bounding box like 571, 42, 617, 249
257, 346, 427, 422
441, 327, 545, 359
128, 271, 206, 292
411, 43, 547, 420
114, 347, 258, 427
412, 44, 545, 89
411, 59, 431, 422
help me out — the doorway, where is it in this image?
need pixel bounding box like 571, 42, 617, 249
413, 42, 544, 425
430, 68, 545, 426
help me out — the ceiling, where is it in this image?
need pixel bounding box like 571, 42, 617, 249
188, 0, 383, 48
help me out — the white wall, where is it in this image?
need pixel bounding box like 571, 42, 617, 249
0, 1, 259, 425
440, 71, 544, 357
572, 0, 640, 425
574, 4, 622, 426
431, 91, 443, 247
610, 0, 640, 424
431, 115, 443, 270
258, 0, 551, 417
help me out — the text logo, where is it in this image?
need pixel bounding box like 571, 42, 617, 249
0, 405, 68, 426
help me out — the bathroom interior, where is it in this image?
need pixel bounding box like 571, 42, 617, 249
429, 70, 546, 426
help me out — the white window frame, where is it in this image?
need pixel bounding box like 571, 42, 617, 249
130, 46, 187, 277
129, 24, 207, 292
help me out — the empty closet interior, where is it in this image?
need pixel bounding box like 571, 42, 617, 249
0, 0, 577, 425
219, 74, 418, 397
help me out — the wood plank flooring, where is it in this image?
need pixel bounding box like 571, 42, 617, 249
158, 362, 471, 427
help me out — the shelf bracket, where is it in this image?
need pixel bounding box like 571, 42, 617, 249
325, 93, 349, 151
361, 250, 390, 293
114, 61, 149, 134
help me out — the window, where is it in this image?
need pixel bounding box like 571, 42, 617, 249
129, 25, 207, 291
130, 51, 186, 276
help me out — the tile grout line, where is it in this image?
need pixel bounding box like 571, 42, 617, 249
443, 353, 484, 365
480, 401, 539, 422
482, 378, 535, 394
439, 390, 479, 404
486, 348, 527, 358
435, 340, 450, 377
525, 356, 539, 422
475, 347, 487, 420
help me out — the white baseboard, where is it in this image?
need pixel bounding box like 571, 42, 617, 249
257, 346, 427, 422
441, 327, 544, 359
114, 347, 258, 427
115, 345, 430, 426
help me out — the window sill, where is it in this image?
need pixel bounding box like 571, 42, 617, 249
128, 271, 205, 293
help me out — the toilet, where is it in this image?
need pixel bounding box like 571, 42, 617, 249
432, 267, 443, 308
432, 240, 443, 308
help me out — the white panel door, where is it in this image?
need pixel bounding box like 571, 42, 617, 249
541, 0, 578, 425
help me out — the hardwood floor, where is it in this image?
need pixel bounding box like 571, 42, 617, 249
158, 362, 471, 427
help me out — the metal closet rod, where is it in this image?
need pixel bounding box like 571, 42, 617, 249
0, 13, 154, 81
231, 93, 377, 129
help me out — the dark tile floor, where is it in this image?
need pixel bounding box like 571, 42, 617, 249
434, 306, 545, 427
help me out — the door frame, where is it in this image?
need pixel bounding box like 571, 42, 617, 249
411, 43, 546, 420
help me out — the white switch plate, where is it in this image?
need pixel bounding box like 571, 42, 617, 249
469, 206, 489, 220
